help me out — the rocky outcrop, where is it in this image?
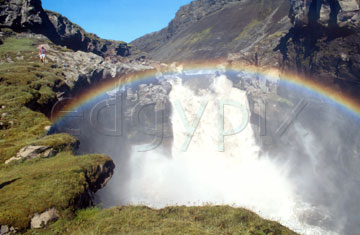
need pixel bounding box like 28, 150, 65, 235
132, 0, 291, 62
72, 157, 115, 210
289, 0, 359, 29
46, 10, 130, 57
4, 134, 79, 164
5, 146, 56, 164
30, 208, 59, 229
0, 0, 50, 31
276, 0, 360, 91
0, 0, 131, 57
45, 48, 155, 94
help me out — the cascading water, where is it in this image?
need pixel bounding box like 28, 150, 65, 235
54, 68, 360, 235
114, 73, 332, 235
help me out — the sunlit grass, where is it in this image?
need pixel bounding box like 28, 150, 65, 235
27, 206, 298, 235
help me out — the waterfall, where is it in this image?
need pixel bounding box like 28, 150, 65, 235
119, 73, 333, 235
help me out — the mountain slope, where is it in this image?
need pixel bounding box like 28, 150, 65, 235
132, 0, 291, 62
0, 0, 130, 57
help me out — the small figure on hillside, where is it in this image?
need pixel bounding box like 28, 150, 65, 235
39, 46, 46, 65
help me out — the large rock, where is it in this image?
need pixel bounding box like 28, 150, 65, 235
30, 208, 59, 229
0, 225, 15, 235
5, 145, 55, 164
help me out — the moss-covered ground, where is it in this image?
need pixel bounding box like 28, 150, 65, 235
27, 206, 297, 235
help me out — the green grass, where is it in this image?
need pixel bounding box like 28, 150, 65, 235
27, 206, 298, 235
233, 19, 261, 41
0, 36, 70, 163
0, 37, 35, 53
188, 27, 212, 45
0, 152, 113, 230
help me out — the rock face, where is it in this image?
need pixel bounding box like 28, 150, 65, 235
0, 0, 131, 57
132, 0, 291, 62
289, 0, 360, 29
0, 0, 50, 31
46, 10, 130, 57
279, 0, 360, 90
132, 0, 242, 54
45, 48, 155, 94
30, 208, 59, 229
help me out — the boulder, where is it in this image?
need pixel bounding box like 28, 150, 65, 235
5, 145, 56, 164
0, 225, 15, 235
30, 208, 59, 229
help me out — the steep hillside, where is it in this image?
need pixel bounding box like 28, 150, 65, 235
0, 0, 131, 58
132, 0, 291, 62
132, 0, 359, 97
132, 0, 242, 53
0, 30, 115, 233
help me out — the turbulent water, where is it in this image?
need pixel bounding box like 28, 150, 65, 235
101, 74, 333, 234
55, 70, 360, 235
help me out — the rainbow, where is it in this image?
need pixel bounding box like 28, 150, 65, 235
51, 61, 360, 122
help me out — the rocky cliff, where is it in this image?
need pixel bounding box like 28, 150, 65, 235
131, 0, 291, 62
132, 0, 359, 94
0, 0, 131, 57
132, 0, 242, 54
279, 0, 360, 89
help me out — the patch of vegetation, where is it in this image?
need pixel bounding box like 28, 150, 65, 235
188, 27, 212, 45
0, 152, 112, 230
0, 37, 35, 53
27, 206, 298, 235
233, 19, 261, 41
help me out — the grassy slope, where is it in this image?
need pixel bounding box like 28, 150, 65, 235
0, 152, 112, 229
28, 206, 297, 235
0, 31, 297, 234
0, 35, 69, 163
0, 32, 113, 231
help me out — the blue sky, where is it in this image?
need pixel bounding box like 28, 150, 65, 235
42, 0, 192, 43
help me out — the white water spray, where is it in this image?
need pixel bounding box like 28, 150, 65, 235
116, 74, 335, 235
